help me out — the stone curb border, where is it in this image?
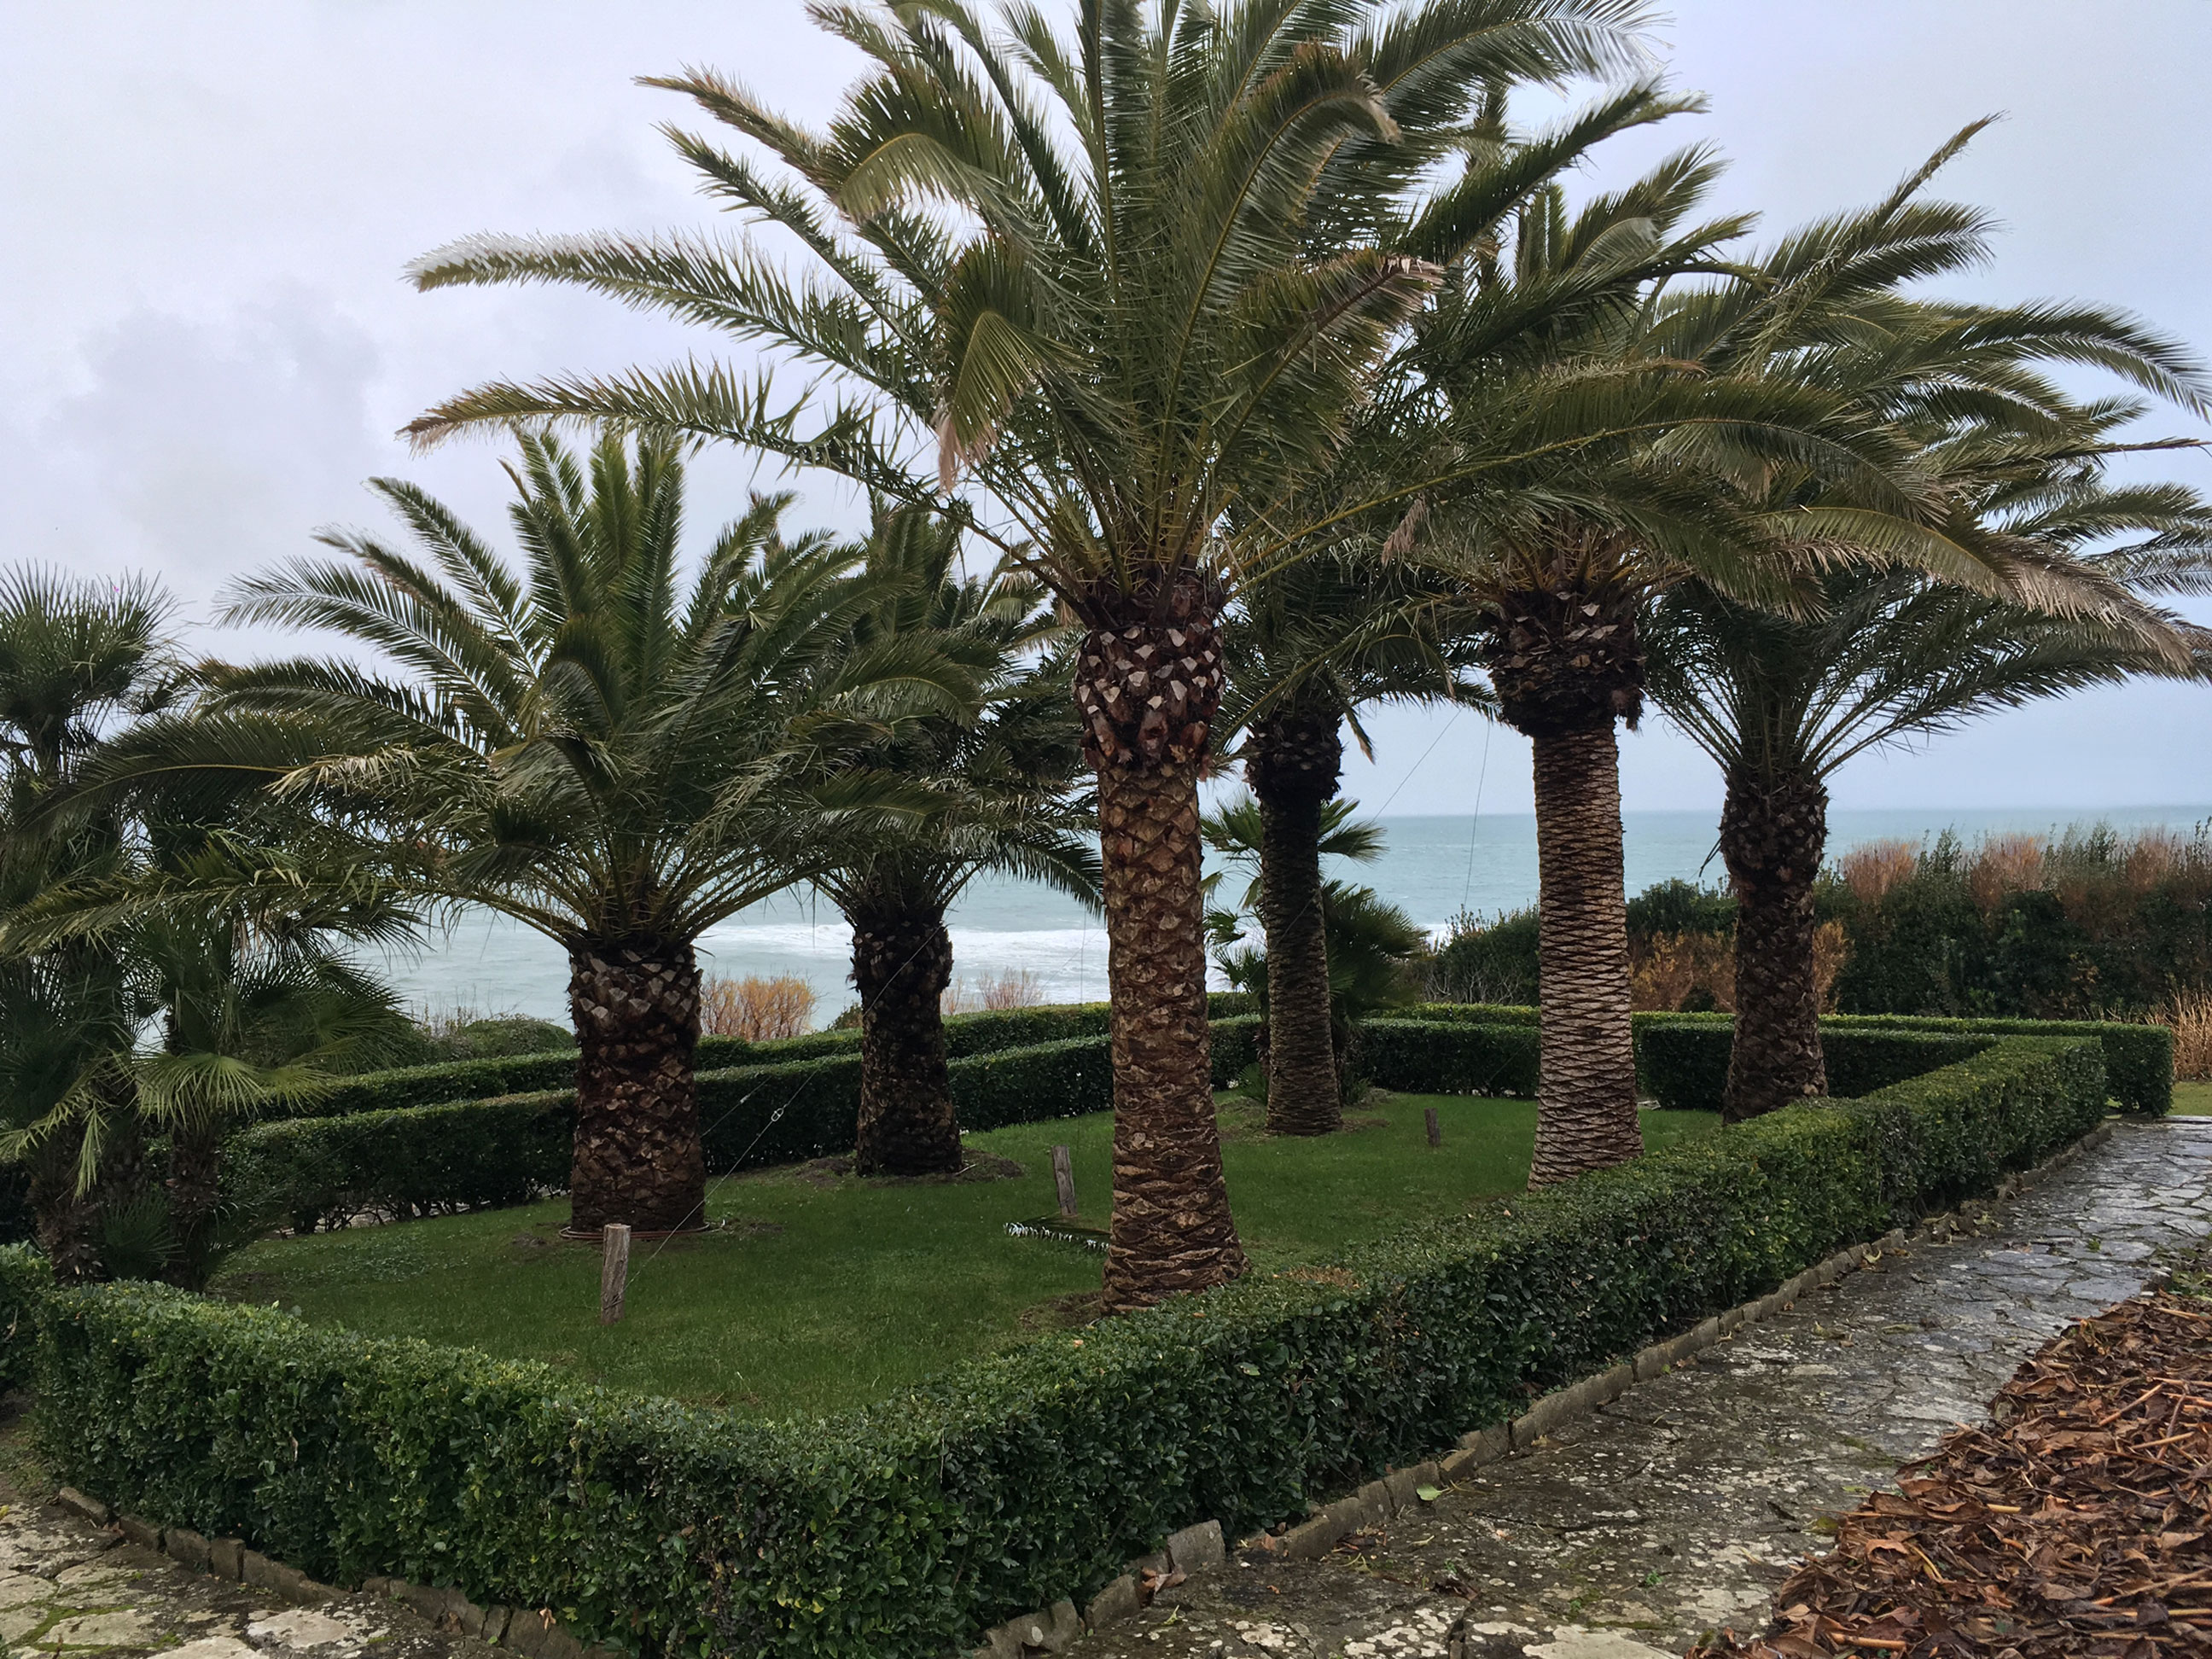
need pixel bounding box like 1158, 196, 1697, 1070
42, 1121, 2122, 1659
971, 1119, 2120, 1656
48, 1486, 620, 1659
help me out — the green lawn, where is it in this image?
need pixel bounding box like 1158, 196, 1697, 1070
2174, 1080, 2212, 1115
213, 1093, 1716, 1419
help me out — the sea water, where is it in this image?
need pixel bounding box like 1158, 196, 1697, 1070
373, 805, 2212, 1024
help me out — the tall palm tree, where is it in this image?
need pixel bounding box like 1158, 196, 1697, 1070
115, 432, 969, 1237
806, 506, 1095, 1175
1217, 554, 1479, 1133
1646, 477, 2212, 1121
0, 568, 174, 1279
400, 0, 1660, 1305
1392, 124, 2210, 1179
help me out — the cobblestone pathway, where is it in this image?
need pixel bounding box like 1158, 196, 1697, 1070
0, 1483, 494, 1659
1062, 1118, 2212, 1659
1, 1121, 2207, 1659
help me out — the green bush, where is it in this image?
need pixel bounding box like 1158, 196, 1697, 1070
300, 995, 1258, 1123
1637, 1018, 1989, 1112
1423, 910, 1539, 1005
25, 1033, 2105, 1658
1359, 1019, 1540, 1097
1388, 1001, 2168, 1115
1, 1242, 44, 1389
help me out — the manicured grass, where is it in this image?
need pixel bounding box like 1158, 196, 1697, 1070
213, 1093, 1717, 1418
2174, 1080, 2212, 1115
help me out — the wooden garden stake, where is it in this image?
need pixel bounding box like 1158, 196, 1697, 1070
1424, 1107, 1442, 1148
600, 1223, 632, 1324
1051, 1145, 1078, 1219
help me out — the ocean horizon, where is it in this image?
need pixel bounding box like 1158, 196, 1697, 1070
374, 804, 2212, 1026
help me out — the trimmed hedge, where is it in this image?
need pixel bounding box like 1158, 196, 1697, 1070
16, 1032, 2107, 1658
1359, 1019, 1540, 1097
232, 1038, 1123, 1231
296, 993, 1260, 1123
1386, 1002, 2170, 1115
1638, 1021, 1992, 1114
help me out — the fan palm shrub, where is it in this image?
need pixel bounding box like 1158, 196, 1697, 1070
806, 506, 1094, 1176
116, 432, 971, 1236
0, 568, 175, 1278
401, 0, 1660, 1303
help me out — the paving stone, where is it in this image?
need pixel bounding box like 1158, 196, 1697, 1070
1057, 1119, 2212, 1659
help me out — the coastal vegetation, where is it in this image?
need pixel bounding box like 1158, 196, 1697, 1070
1, 4, 2209, 1651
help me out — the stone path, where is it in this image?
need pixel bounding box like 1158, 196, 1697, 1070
1, 1121, 2207, 1659
0, 1449, 496, 1659
1061, 1118, 2212, 1659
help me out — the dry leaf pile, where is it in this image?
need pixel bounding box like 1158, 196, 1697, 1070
1691, 1285, 2212, 1658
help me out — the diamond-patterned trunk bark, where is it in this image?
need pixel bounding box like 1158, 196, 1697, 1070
1720, 765, 1831, 1122
1076, 584, 1249, 1311
1248, 703, 1342, 1136
849, 886, 960, 1176
565, 938, 707, 1236
1487, 577, 1645, 1185
1526, 724, 1644, 1185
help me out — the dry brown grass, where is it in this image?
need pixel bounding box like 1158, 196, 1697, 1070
2165, 990, 2212, 1081
942, 969, 1046, 1015
1839, 840, 1918, 904
1629, 921, 1849, 1016
700, 975, 817, 1040
1630, 931, 1736, 1013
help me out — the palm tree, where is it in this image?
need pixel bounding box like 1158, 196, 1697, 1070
1217, 554, 1480, 1134
122, 431, 969, 1237
1646, 480, 2212, 1121
399, 1, 1660, 1305
1391, 123, 2210, 1179
806, 506, 1095, 1175
0, 568, 173, 1279
1204, 795, 1424, 1098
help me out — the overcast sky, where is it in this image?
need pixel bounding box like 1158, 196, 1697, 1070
5, 1, 2209, 820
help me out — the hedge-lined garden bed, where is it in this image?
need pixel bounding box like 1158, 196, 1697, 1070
0, 1028, 2111, 1658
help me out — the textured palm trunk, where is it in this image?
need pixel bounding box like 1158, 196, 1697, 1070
29, 1130, 106, 1283
1720, 765, 1831, 1122
1484, 565, 1647, 1188
565, 937, 707, 1236
1076, 586, 1249, 1312
1527, 725, 1644, 1183
1248, 705, 1343, 1135
849, 885, 960, 1175
161, 1117, 221, 1289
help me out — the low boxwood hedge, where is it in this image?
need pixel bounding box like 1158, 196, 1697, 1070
1638, 1021, 1993, 1114
294, 994, 1260, 1123
1386, 1002, 2169, 1115
9, 1033, 2106, 1659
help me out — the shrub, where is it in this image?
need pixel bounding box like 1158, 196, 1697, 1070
1423, 909, 1539, 1005
1830, 824, 2212, 1020
943, 969, 1047, 1014
1638, 1019, 1991, 1112
701, 975, 818, 1040
23, 1033, 2105, 1659
2163, 992, 2212, 1082
1357, 1020, 1540, 1097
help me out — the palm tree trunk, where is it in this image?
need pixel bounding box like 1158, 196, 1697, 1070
1077, 593, 1248, 1311
161, 1118, 221, 1290
565, 938, 707, 1236
1248, 704, 1342, 1136
849, 884, 960, 1175
1720, 765, 1830, 1122
1527, 725, 1644, 1185
29, 1129, 106, 1284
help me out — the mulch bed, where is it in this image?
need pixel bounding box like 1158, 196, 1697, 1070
1691, 1272, 2212, 1658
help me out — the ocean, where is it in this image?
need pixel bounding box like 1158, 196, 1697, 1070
373, 805, 2211, 1025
